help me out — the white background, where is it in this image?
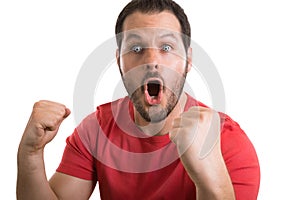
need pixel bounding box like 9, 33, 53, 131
1, 0, 299, 199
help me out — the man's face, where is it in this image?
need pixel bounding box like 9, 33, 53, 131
117, 11, 192, 123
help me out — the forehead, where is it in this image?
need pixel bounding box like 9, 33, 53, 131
122, 28, 182, 44
123, 11, 181, 33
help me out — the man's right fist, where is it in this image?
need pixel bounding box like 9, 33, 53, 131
20, 100, 70, 153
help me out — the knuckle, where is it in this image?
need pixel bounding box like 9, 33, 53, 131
33, 101, 43, 109
169, 129, 179, 142
33, 100, 49, 110
56, 107, 65, 116
48, 117, 60, 128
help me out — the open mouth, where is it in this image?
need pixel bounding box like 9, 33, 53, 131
144, 78, 163, 105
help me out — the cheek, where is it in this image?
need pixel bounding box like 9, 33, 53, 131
119, 53, 138, 74
119, 57, 130, 74
170, 58, 187, 74
161, 64, 186, 90
162, 51, 187, 72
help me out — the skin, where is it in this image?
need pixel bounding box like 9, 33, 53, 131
17, 11, 235, 200
117, 11, 192, 135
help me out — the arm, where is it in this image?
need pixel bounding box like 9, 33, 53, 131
17, 100, 96, 200
170, 106, 235, 200
17, 145, 58, 199
193, 140, 234, 200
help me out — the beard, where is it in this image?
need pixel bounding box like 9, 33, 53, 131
131, 88, 178, 123
122, 64, 188, 123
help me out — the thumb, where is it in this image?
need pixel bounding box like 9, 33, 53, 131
64, 108, 71, 119
56, 107, 71, 128
46, 107, 71, 132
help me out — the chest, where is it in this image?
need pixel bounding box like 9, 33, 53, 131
96, 159, 196, 200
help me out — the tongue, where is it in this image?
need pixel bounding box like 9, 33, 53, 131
145, 89, 162, 105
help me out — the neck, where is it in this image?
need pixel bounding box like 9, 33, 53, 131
134, 93, 187, 136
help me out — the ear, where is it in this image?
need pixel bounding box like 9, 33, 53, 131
186, 47, 192, 73
116, 49, 120, 67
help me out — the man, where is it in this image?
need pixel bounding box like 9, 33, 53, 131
17, 0, 260, 199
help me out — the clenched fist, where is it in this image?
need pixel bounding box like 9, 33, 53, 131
169, 106, 234, 198
169, 106, 220, 159
19, 100, 70, 153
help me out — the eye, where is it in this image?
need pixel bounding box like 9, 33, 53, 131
161, 44, 172, 52
131, 45, 143, 53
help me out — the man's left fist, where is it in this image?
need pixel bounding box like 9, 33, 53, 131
169, 106, 222, 186
169, 106, 220, 159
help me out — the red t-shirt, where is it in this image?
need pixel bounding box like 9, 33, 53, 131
57, 95, 260, 199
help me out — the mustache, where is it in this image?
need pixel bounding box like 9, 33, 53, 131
142, 72, 164, 84
121, 70, 165, 96
141, 72, 165, 91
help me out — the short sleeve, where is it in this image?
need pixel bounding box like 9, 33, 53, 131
56, 128, 97, 181
221, 116, 260, 200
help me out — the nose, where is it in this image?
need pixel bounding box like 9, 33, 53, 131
143, 48, 159, 71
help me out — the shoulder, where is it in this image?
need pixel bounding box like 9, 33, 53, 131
220, 114, 260, 199
219, 113, 257, 159
95, 97, 131, 123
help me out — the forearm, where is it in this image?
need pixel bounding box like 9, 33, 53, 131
196, 184, 235, 200
195, 171, 235, 200
193, 150, 235, 200
17, 146, 58, 200
179, 140, 235, 199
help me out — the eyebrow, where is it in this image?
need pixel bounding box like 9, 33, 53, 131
124, 33, 142, 42
123, 32, 180, 44
159, 33, 179, 42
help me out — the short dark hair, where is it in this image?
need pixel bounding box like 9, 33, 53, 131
115, 0, 191, 51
